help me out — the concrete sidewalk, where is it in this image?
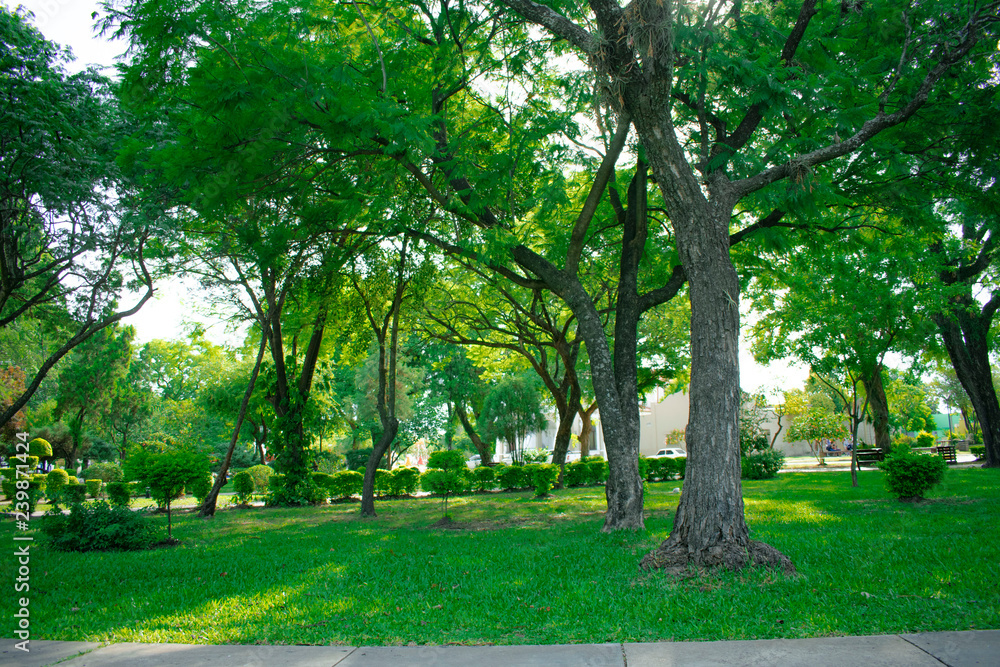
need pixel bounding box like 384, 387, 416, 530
2, 631, 998, 667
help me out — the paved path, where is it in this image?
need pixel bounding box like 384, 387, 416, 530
2, 631, 998, 667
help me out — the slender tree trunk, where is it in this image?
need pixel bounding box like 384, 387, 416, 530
456, 403, 493, 464
200, 332, 268, 517
578, 402, 597, 456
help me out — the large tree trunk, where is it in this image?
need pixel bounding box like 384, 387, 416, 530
936, 308, 1000, 467
861, 369, 891, 452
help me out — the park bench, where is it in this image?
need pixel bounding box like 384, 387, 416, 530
855, 448, 884, 467
936, 444, 958, 464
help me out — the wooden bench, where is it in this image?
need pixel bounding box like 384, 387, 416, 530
936, 444, 958, 464
855, 448, 884, 467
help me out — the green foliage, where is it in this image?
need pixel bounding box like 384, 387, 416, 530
389, 467, 420, 496
268, 474, 286, 493
107, 481, 131, 507
522, 449, 549, 463
245, 465, 274, 493
329, 470, 363, 500
741, 451, 786, 480
420, 469, 467, 495
471, 465, 496, 492
267, 475, 326, 506
62, 483, 87, 504
915, 431, 936, 448
86, 479, 103, 498
480, 376, 547, 464
188, 474, 213, 504
0, 478, 13, 500
971, 445, 986, 460
28, 438, 52, 458
41, 501, 157, 552
674, 457, 687, 479
9, 476, 46, 513
526, 463, 558, 497
585, 459, 608, 484
46, 468, 70, 501
495, 463, 529, 491
892, 434, 916, 452
345, 448, 374, 471
374, 468, 393, 497
637, 457, 650, 481
146, 448, 211, 511
564, 460, 590, 487
83, 462, 124, 484
880, 451, 947, 501
232, 471, 256, 505
427, 449, 467, 471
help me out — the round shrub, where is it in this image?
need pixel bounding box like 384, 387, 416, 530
86, 479, 103, 498
741, 450, 785, 480
420, 468, 467, 495
245, 464, 274, 493
527, 463, 559, 497
880, 451, 947, 501
471, 465, 496, 492
62, 483, 87, 504
46, 469, 70, 502
970, 445, 985, 461
390, 467, 420, 495
915, 431, 936, 448
28, 438, 52, 458
83, 462, 125, 484
232, 471, 256, 505
427, 449, 468, 471
188, 474, 213, 504
107, 481, 132, 507
329, 470, 363, 500
41, 500, 157, 551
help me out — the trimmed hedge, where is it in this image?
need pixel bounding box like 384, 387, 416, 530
525, 463, 559, 497
495, 464, 529, 491
107, 481, 131, 507
329, 470, 363, 500
970, 445, 985, 461
741, 450, 785, 480
245, 465, 274, 493
471, 466, 497, 492
62, 483, 88, 504
86, 479, 103, 498
390, 467, 420, 495
83, 462, 124, 484
881, 451, 947, 501
46, 469, 70, 501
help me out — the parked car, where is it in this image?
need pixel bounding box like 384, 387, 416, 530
651, 448, 687, 458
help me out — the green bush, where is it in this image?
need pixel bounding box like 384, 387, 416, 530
390, 467, 420, 495
232, 471, 256, 505
586, 459, 608, 484
1, 478, 14, 500
495, 463, 529, 491
471, 465, 496, 492
266, 474, 326, 506
9, 477, 45, 514
46, 469, 70, 502
564, 460, 590, 486
245, 464, 274, 493
880, 451, 947, 501
915, 431, 936, 448
374, 468, 393, 497
83, 462, 125, 484
970, 445, 986, 460
107, 481, 131, 507
345, 448, 374, 471
637, 457, 651, 481
309, 471, 335, 492
189, 474, 213, 504
420, 468, 467, 495
86, 479, 103, 498
741, 450, 785, 480
526, 463, 559, 497
427, 450, 468, 471
522, 449, 549, 463
29, 438, 52, 458
62, 483, 88, 504
674, 457, 687, 479
268, 473, 286, 492
41, 501, 157, 552
329, 470, 363, 500
0, 467, 13, 481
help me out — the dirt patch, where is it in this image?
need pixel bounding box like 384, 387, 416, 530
639, 539, 796, 577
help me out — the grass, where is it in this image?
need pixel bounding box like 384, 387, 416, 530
2, 468, 998, 646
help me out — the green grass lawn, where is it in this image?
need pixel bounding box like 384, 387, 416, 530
3, 468, 998, 646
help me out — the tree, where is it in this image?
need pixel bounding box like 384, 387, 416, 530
53, 325, 134, 469
0, 8, 154, 429
145, 447, 210, 540
480, 374, 547, 464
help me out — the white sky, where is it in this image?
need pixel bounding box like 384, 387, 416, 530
8, 0, 809, 401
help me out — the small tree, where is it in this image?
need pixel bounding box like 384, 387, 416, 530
480, 376, 546, 464
787, 409, 847, 465
426, 450, 467, 519
146, 448, 210, 541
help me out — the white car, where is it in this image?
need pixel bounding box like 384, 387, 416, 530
651, 448, 687, 458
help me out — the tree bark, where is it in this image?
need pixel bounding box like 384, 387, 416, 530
935, 303, 1000, 467
199, 331, 268, 517
861, 369, 891, 452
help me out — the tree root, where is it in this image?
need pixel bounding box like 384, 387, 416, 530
639, 538, 796, 576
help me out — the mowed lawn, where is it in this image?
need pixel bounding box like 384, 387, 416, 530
2, 468, 998, 646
